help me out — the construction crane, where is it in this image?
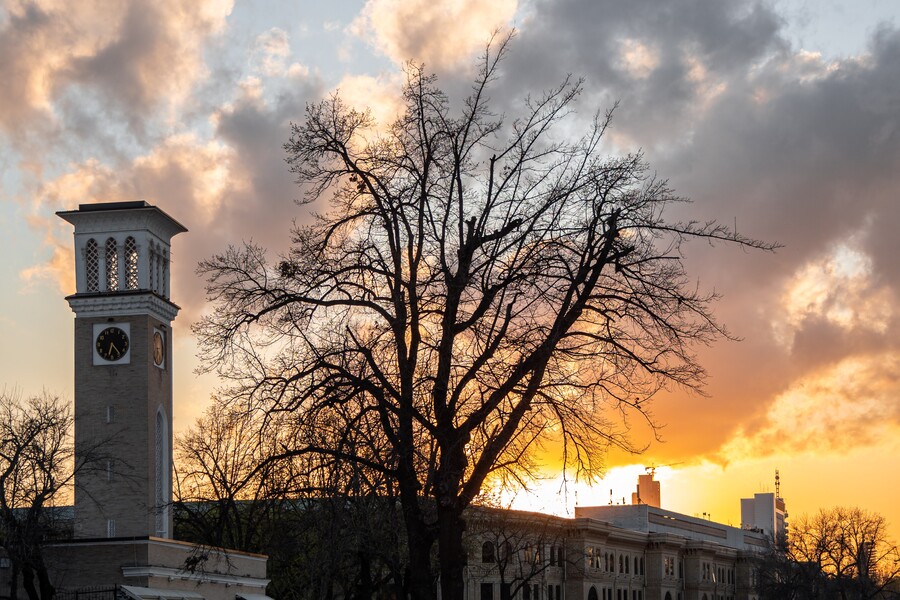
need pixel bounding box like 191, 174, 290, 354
644, 462, 684, 478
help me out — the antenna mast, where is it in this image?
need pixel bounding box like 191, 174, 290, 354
775, 468, 781, 499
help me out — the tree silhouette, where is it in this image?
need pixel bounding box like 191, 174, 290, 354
759, 506, 900, 600
195, 34, 773, 600
0, 391, 78, 600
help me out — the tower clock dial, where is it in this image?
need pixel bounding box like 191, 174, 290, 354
152, 330, 165, 367
96, 326, 129, 362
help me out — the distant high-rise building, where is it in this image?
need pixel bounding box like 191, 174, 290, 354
632, 471, 662, 508
740, 472, 788, 541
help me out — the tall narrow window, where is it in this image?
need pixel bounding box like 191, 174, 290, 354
105, 237, 118, 291
85, 238, 99, 292
155, 409, 169, 537
149, 243, 156, 293
124, 236, 139, 289
162, 251, 169, 298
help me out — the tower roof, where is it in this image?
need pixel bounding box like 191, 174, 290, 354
57, 201, 187, 239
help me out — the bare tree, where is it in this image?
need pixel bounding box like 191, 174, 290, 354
466, 506, 567, 600
784, 507, 900, 599
175, 400, 408, 600
195, 34, 773, 600
175, 399, 299, 552
0, 390, 75, 600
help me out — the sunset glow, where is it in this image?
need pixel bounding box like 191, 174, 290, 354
2, 0, 899, 543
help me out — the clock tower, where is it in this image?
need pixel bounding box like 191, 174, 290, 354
58, 201, 187, 539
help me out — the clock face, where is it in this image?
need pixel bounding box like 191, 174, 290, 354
152, 330, 165, 367
96, 326, 130, 362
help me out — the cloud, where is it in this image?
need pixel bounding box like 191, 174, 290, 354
332, 73, 405, 133
350, 0, 518, 69
718, 352, 900, 460
0, 0, 233, 138
773, 234, 894, 350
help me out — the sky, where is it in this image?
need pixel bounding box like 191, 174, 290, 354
1, 0, 898, 537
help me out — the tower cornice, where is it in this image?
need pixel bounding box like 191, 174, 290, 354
66, 291, 181, 323
57, 201, 187, 239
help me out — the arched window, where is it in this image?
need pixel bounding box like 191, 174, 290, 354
85, 238, 99, 292
619, 554, 624, 573
587, 587, 598, 600
482, 541, 495, 563
664, 593, 672, 600
148, 242, 156, 292
155, 408, 169, 537
105, 237, 118, 291
161, 249, 169, 298
124, 236, 139, 289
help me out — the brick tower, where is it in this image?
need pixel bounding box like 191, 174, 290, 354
58, 201, 187, 539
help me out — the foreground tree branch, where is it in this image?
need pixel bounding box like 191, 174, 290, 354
195, 33, 775, 600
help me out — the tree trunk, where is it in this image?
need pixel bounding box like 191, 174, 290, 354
438, 504, 466, 600
21, 564, 38, 600
404, 515, 437, 600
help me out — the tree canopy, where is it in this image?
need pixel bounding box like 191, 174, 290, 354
195, 35, 773, 600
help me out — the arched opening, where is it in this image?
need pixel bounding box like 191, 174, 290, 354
105, 237, 118, 291
85, 238, 99, 292
664, 593, 672, 600
587, 587, 598, 600
124, 236, 139, 289
482, 541, 495, 563
155, 408, 169, 537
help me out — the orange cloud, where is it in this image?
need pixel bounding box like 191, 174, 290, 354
350, 0, 518, 69
719, 351, 900, 460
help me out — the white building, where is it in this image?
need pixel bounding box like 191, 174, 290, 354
465, 473, 782, 600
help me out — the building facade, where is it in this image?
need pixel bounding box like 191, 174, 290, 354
465, 503, 771, 600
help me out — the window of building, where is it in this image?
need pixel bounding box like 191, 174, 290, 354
619, 554, 624, 573
664, 556, 674, 577
501, 583, 512, 600
106, 405, 115, 423
482, 583, 494, 600
124, 236, 139, 289
664, 593, 672, 600
149, 242, 156, 292
162, 250, 169, 297
107, 519, 116, 538
155, 409, 169, 537
85, 238, 99, 292
524, 584, 531, 600
482, 541, 496, 563
105, 237, 118, 291
588, 587, 598, 600
640, 557, 644, 575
